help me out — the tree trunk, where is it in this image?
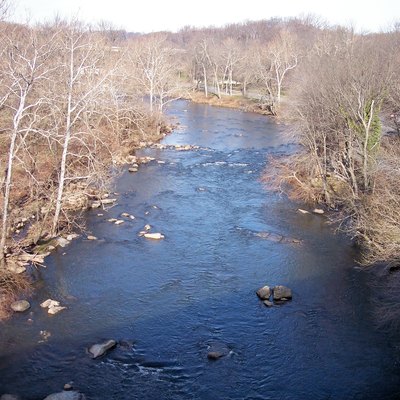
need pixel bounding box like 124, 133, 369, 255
0, 129, 17, 265
0, 93, 27, 265
203, 64, 208, 97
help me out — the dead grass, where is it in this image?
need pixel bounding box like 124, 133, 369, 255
183, 92, 269, 115
0, 268, 31, 321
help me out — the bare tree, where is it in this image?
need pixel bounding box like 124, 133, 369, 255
255, 29, 299, 113
0, 25, 58, 264
49, 21, 119, 236
131, 35, 180, 113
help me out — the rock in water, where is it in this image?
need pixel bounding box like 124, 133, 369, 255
207, 351, 224, 360
43, 391, 86, 400
256, 285, 271, 300
41, 299, 60, 308
100, 198, 117, 205
88, 339, 116, 358
11, 300, 30, 312
263, 300, 274, 307
144, 233, 164, 240
56, 237, 70, 248
273, 285, 292, 300
48, 306, 66, 315
312, 208, 324, 215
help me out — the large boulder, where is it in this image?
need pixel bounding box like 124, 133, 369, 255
11, 300, 30, 312
273, 285, 292, 300
256, 285, 271, 300
43, 391, 86, 400
88, 339, 116, 358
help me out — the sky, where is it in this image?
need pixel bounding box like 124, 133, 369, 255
11, 0, 400, 33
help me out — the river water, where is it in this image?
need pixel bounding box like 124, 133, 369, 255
1, 100, 399, 399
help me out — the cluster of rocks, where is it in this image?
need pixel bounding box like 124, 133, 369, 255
40, 299, 66, 315
90, 196, 117, 209
127, 155, 156, 173
150, 143, 200, 151
1, 339, 124, 399
105, 212, 135, 227
256, 285, 292, 307
10, 297, 67, 315
12, 216, 35, 235
138, 224, 165, 240
253, 231, 301, 244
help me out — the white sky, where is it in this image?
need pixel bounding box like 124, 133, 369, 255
11, 0, 400, 33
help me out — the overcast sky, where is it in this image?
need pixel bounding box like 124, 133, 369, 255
11, 0, 400, 33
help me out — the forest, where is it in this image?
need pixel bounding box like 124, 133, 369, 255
0, 2, 399, 320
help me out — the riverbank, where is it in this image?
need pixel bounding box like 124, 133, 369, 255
181, 91, 275, 116
0, 120, 173, 321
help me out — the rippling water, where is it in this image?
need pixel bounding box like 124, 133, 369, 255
1, 100, 399, 399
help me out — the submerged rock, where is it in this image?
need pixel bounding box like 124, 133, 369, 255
88, 339, 116, 358
263, 300, 274, 307
206, 341, 231, 360
256, 285, 271, 300
11, 300, 30, 312
43, 391, 86, 400
1, 394, 21, 400
207, 351, 224, 360
273, 285, 292, 300
39, 330, 51, 342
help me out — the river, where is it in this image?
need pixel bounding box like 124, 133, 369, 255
0, 100, 399, 399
